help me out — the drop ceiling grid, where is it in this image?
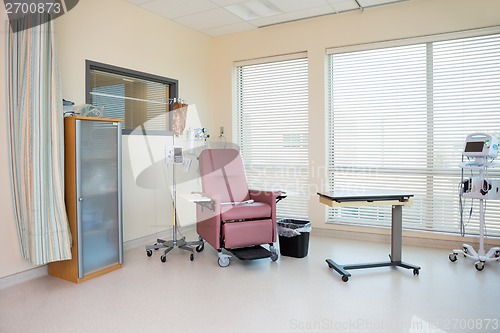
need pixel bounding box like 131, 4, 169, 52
126, 0, 408, 36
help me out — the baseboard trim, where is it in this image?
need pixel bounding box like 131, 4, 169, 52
0, 265, 48, 290
0, 226, 200, 289
124, 225, 197, 251
123, 229, 171, 251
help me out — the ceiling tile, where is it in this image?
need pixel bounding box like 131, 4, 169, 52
204, 21, 256, 36
250, 5, 335, 27
268, 0, 329, 13
124, 0, 410, 36
175, 8, 243, 30
326, 0, 360, 12
225, 0, 283, 21
141, 0, 218, 19
358, 0, 404, 7
210, 0, 247, 6
126, 0, 151, 4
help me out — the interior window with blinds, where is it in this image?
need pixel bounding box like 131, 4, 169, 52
235, 55, 309, 220
86, 61, 178, 134
327, 32, 500, 236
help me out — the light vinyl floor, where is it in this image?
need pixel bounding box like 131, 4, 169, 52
1, 233, 499, 333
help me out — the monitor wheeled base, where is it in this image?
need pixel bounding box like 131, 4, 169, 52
449, 244, 500, 271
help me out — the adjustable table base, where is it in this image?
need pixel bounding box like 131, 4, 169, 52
326, 256, 420, 282
317, 190, 421, 282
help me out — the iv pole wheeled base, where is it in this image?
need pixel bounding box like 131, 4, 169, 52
146, 233, 204, 262
145, 153, 205, 263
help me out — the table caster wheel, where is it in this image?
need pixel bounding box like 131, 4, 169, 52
146, 250, 153, 257
449, 253, 457, 262
341, 275, 349, 282
190, 253, 194, 261
475, 261, 484, 271
160, 255, 166, 263
413, 269, 419, 276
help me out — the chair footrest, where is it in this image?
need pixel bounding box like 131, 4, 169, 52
230, 245, 271, 260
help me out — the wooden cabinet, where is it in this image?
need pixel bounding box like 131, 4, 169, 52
49, 116, 123, 283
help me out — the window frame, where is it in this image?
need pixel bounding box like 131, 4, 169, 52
233, 52, 310, 220
325, 27, 500, 237
85, 60, 178, 135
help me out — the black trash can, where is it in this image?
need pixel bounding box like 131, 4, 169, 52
277, 219, 311, 258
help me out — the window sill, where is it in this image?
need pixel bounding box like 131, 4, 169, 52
313, 224, 500, 250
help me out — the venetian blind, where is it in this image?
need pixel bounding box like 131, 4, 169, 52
235, 54, 309, 219
327, 31, 500, 236
88, 66, 173, 133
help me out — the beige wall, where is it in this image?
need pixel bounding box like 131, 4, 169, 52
56, 0, 214, 108
0, 0, 214, 278
55, 0, 215, 246
209, 0, 500, 230
2, 0, 500, 279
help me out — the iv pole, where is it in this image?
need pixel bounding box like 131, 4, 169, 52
144, 144, 204, 262
145, 99, 204, 262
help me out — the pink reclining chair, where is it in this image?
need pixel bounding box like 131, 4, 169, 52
196, 148, 281, 267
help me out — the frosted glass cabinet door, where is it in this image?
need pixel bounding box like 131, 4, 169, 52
76, 119, 123, 278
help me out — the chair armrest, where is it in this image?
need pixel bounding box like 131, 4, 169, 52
195, 192, 223, 249
248, 190, 281, 204
192, 192, 221, 212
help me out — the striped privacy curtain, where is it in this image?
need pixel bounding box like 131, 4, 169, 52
6, 15, 72, 265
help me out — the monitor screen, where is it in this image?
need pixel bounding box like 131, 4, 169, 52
464, 141, 484, 153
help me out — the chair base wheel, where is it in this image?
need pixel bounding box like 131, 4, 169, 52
218, 256, 230, 267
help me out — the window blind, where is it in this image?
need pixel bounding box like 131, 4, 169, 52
87, 62, 176, 134
91, 83, 125, 120
327, 32, 500, 236
90, 74, 169, 132
236, 55, 309, 219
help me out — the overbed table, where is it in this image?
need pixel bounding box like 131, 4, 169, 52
317, 190, 421, 282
